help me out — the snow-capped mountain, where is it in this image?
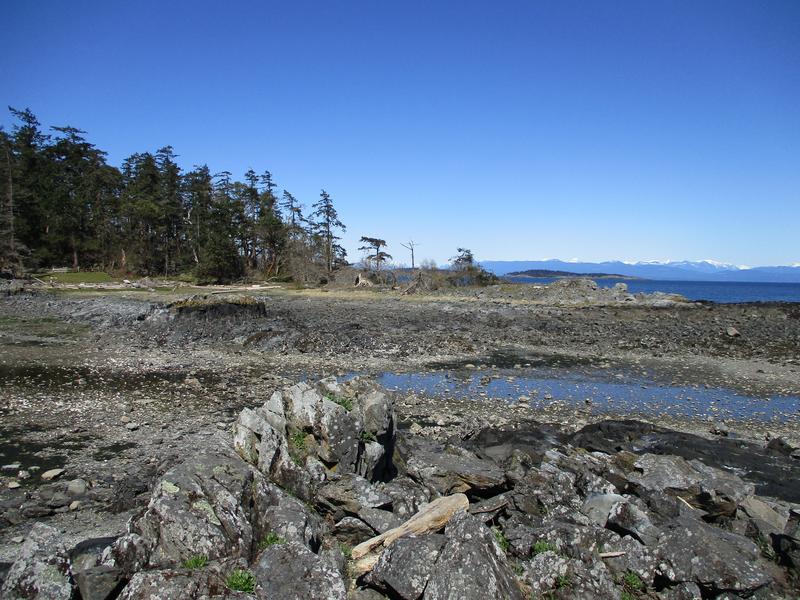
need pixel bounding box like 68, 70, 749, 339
480, 259, 800, 283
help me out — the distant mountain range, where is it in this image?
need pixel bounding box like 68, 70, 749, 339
481, 260, 800, 283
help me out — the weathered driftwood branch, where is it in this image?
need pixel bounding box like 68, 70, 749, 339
599, 551, 627, 558
351, 493, 469, 566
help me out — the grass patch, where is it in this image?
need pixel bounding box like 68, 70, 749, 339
492, 527, 509, 553
555, 575, 570, 589
622, 571, 645, 592
182, 555, 208, 570
360, 430, 377, 443
258, 532, 285, 550
325, 392, 353, 411
34, 271, 119, 284
290, 431, 307, 451
226, 569, 255, 593
532, 540, 557, 555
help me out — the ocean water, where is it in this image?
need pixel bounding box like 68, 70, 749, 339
377, 369, 800, 424
506, 277, 800, 303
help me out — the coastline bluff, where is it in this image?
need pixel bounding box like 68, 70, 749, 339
2, 378, 798, 599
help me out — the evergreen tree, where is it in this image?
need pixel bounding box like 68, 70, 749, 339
358, 236, 392, 271
310, 190, 347, 273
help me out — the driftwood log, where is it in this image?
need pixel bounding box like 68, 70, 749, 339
351, 493, 469, 575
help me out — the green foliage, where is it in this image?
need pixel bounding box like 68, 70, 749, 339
226, 569, 255, 593
492, 527, 510, 553
325, 392, 353, 411
621, 592, 635, 600
182, 555, 208, 570
360, 430, 377, 443
258, 532, 285, 549
555, 575, 570, 589
532, 540, 558, 555
1, 107, 347, 280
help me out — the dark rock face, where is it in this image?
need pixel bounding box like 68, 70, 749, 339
424, 512, 524, 600
395, 436, 508, 498
254, 542, 347, 600
0, 523, 72, 599
570, 420, 800, 503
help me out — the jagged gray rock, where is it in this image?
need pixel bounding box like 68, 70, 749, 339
129, 451, 256, 567
0, 523, 73, 599
365, 534, 446, 600
254, 542, 347, 600
656, 516, 771, 594
424, 511, 524, 600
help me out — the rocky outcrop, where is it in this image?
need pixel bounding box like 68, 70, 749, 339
6, 380, 799, 599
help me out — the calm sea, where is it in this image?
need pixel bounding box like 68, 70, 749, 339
507, 277, 800, 303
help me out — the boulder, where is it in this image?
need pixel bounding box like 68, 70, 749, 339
0, 523, 73, 599
655, 516, 771, 594
424, 511, 524, 600
525, 551, 618, 599
117, 568, 228, 599
606, 501, 660, 546
129, 451, 256, 567
395, 436, 507, 497
581, 493, 627, 527
251, 478, 324, 550
254, 542, 347, 600
316, 474, 392, 520
365, 534, 446, 600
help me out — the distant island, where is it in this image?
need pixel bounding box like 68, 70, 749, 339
507, 269, 644, 280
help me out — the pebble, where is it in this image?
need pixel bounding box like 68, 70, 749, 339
7, 481, 21, 489
11, 536, 24, 543
41, 468, 65, 481
126, 422, 140, 431
2, 463, 22, 471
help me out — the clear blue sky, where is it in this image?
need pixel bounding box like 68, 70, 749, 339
3, 0, 799, 267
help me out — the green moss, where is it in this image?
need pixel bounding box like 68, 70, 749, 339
226, 569, 255, 593
161, 481, 180, 494
183, 555, 208, 569
192, 500, 222, 526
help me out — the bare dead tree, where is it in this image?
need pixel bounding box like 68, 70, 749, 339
400, 240, 419, 269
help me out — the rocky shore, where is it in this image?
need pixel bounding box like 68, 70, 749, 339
1, 282, 799, 598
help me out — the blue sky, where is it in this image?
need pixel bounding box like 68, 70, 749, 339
3, 1, 799, 267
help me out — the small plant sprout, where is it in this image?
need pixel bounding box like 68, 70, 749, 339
339, 542, 353, 560
182, 555, 208, 570
491, 526, 510, 553
259, 532, 285, 549
360, 430, 376, 443
555, 574, 570, 589
226, 569, 255, 593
